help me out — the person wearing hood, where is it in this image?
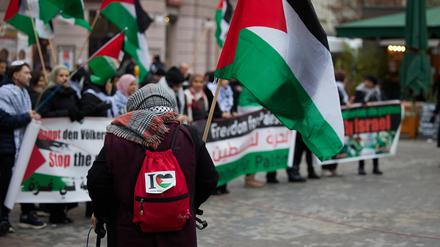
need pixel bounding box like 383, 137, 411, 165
113, 74, 138, 117
37, 65, 83, 225
87, 83, 218, 247
353, 75, 383, 176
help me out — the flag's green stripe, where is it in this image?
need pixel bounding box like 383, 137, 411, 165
39, 0, 59, 23
342, 105, 402, 119
215, 28, 342, 160
215, 9, 224, 47
21, 173, 67, 192
7, 14, 36, 45
89, 56, 118, 85
216, 149, 289, 186
72, 17, 91, 31
46, 0, 84, 19
101, 3, 139, 47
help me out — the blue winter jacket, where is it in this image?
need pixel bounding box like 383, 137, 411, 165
0, 108, 31, 155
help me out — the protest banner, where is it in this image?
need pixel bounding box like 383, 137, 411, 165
320, 100, 403, 165
7, 118, 111, 205
8, 110, 292, 204
193, 109, 293, 186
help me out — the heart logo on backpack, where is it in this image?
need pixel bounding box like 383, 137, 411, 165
156, 174, 174, 189
145, 171, 176, 194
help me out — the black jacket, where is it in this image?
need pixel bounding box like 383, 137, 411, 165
87, 124, 218, 247
81, 85, 112, 117
0, 108, 31, 155
38, 86, 83, 121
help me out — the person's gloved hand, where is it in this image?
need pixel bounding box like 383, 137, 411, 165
95, 102, 112, 112
68, 107, 84, 122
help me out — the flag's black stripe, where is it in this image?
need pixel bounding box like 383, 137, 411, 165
135, 0, 153, 33
224, 0, 234, 24
285, 0, 329, 51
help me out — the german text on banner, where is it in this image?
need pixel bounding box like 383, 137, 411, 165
9, 118, 111, 205
320, 101, 403, 165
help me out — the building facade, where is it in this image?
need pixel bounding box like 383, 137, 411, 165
2, 0, 433, 74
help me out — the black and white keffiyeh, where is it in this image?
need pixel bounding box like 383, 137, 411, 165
107, 83, 179, 149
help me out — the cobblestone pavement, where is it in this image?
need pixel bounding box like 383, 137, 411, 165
1, 140, 439, 247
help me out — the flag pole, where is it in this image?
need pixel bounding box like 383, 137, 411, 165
28, 11, 48, 82
202, 78, 221, 142
76, 13, 100, 62
48, 39, 57, 66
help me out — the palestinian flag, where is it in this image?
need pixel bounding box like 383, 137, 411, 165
88, 33, 125, 85
4, 0, 37, 44
32, 0, 91, 31
215, 0, 233, 48
100, 0, 152, 81
215, 0, 344, 160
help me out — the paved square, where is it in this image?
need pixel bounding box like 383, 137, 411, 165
1, 140, 439, 247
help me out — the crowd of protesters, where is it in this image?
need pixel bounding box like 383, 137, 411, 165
0, 54, 428, 238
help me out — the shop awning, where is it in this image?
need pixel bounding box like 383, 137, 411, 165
336, 7, 440, 39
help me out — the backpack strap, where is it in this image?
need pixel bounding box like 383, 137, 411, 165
170, 124, 180, 150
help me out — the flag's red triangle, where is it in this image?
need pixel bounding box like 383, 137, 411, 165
217, 0, 224, 10
217, 0, 287, 69
93, 33, 125, 59
22, 146, 46, 182
4, 0, 20, 21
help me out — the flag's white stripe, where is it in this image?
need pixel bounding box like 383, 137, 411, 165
136, 33, 151, 72
35, 19, 54, 39
121, 2, 136, 18
246, 0, 343, 141
26, 0, 40, 18
220, 19, 229, 43
57, 16, 75, 25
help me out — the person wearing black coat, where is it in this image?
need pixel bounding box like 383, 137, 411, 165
37, 65, 83, 225
354, 75, 383, 175
87, 83, 218, 247
80, 74, 113, 218
81, 83, 113, 117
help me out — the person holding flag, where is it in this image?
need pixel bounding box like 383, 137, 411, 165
81, 33, 126, 119
99, 0, 153, 82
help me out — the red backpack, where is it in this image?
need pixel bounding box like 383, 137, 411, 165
132, 125, 192, 232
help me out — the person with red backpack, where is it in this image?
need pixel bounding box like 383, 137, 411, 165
87, 83, 218, 247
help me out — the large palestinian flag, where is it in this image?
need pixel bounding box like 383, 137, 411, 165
99, 0, 152, 81
88, 33, 125, 85
215, 0, 233, 47
215, 0, 344, 160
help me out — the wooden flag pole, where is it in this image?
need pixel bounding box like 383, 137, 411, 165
48, 39, 57, 66
29, 15, 48, 82
202, 78, 221, 142
76, 13, 100, 62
